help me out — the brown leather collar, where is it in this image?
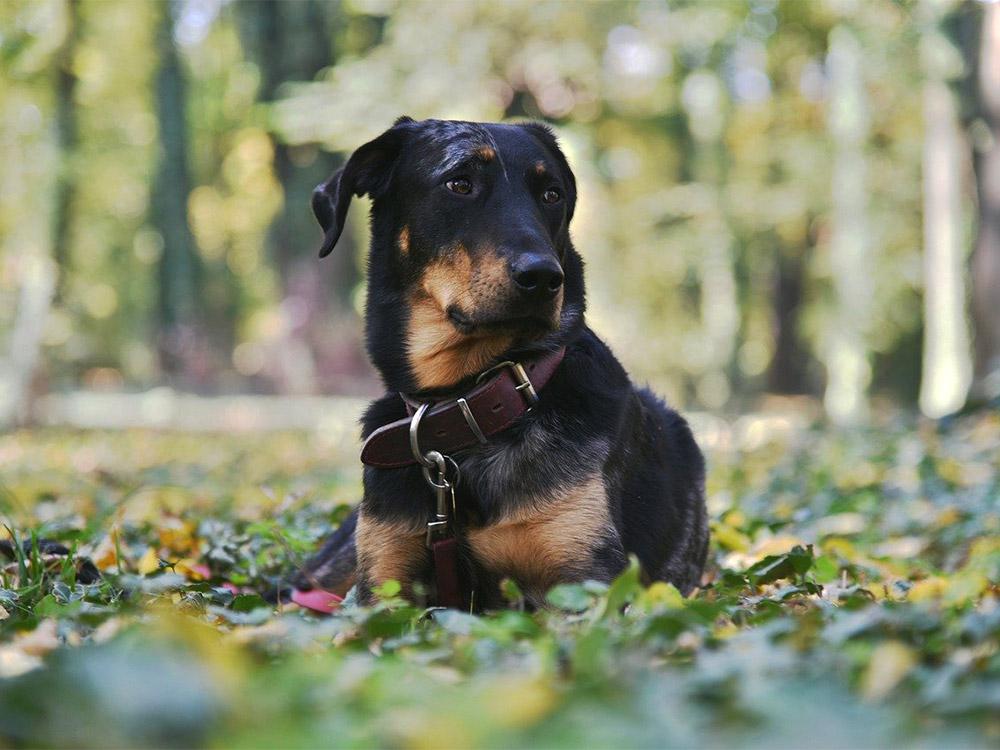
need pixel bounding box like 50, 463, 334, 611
360, 347, 567, 468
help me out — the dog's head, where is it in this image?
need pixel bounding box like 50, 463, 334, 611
313, 117, 585, 392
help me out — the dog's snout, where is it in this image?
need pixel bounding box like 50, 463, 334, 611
512, 253, 564, 299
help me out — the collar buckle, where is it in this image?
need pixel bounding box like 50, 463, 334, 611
475, 360, 539, 406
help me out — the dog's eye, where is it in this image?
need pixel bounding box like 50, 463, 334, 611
542, 188, 562, 204
446, 178, 473, 195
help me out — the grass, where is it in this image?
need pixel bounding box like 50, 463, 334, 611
0, 409, 997, 748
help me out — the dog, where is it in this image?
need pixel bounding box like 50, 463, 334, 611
294, 117, 708, 610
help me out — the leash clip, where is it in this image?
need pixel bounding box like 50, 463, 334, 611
421, 453, 458, 547
410, 402, 460, 547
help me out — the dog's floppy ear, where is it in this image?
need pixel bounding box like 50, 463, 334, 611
520, 122, 578, 222
313, 116, 415, 258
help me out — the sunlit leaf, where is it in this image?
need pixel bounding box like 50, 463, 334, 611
861, 641, 917, 701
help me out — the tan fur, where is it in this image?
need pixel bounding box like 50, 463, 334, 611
534, 160, 547, 175
474, 145, 496, 161
407, 246, 515, 389
397, 225, 410, 255
356, 511, 426, 592
467, 474, 613, 597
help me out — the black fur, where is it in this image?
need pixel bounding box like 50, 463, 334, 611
299, 118, 708, 608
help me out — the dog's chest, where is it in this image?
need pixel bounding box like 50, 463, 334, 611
461, 471, 613, 598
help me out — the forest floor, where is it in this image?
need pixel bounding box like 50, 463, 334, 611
0, 408, 997, 748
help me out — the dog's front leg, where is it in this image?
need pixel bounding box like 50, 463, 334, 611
354, 508, 430, 605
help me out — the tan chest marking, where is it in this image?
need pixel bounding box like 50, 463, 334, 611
355, 511, 427, 591
466, 474, 613, 594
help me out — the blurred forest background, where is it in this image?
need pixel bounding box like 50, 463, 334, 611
1, 0, 999, 429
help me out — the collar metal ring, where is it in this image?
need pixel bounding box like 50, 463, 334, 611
409, 402, 437, 468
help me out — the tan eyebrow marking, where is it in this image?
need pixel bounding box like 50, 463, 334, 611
534, 161, 547, 175
397, 225, 410, 254
474, 145, 496, 161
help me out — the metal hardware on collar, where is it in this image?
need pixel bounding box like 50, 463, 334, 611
475, 359, 514, 384
475, 360, 539, 405
425, 475, 451, 545
510, 361, 540, 404
409, 402, 436, 468
420, 451, 458, 547
420, 454, 460, 498
457, 397, 488, 444
420, 449, 447, 482
361, 347, 565, 469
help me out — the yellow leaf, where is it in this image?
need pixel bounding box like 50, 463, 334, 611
175, 558, 209, 580
862, 641, 916, 701
934, 506, 961, 528
822, 537, 860, 562
90, 533, 120, 571
158, 518, 199, 555
966, 536, 1000, 570
138, 547, 160, 576
943, 571, 989, 606
637, 582, 686, 611
722, 509, 746, 528
711, 521, 750, 552
395, 710, 471, 750
908, 577, 947, 602
482, 676, 556, 728
713, 622, 740, 640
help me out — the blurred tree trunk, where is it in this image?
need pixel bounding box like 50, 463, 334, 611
919, 14, 972, 418
0, 0, 77, 427
52, 0, 79, 303
0, 259, 55, 428
235, 0, 366, 394
680, 77, 738, 408
824, 25, 872, 425
969, 1, 1000, 403
767, 244, 810, 394
151, 1, 200, 379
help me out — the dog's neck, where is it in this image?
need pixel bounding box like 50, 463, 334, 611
373, 303, 585, 398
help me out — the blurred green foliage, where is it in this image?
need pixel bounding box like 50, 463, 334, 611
0, 0, 989, 411
0, 412, 997, 747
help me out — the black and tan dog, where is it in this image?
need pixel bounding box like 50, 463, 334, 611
295, 117, 708, 610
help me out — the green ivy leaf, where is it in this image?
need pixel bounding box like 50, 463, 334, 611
599, 556, 642, 619
546, 584, 591, 613
231, 594, 268, 613
747, 545, 815, 585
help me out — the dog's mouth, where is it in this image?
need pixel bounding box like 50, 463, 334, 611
447, 306, 555, 336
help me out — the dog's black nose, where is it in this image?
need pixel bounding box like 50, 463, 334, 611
512, 254, 564, 299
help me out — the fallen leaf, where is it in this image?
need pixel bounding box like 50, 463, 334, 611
16, 619, 60, 657
862, 641, 917, 701
175, 559, 211, 580
0, 646, 42, 678
137, 547, 161, 576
